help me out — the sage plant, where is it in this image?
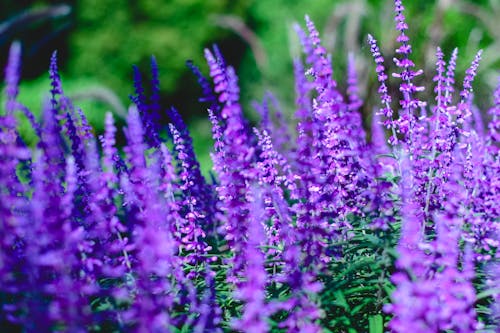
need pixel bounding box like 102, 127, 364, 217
0, 0, 499, 331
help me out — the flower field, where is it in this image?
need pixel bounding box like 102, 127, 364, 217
0, 0, 499, 332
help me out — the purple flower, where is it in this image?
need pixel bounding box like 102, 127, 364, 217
367, 34, 396, 142
193, 271, 223, 333
204, 46, 256, 279
168, 123, 210, 265
4, 42, 21, 115
392, 0, 426, 150
231, 188, 270, 332
346, 53, 363, 113
187, 59, 219, 112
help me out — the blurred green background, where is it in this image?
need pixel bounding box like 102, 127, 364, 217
2, 0, 500, 174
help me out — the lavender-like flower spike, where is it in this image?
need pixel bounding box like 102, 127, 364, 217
433, 47, 446, 109
101, 112, 118, 178
150, 56, 161, 116
204, 47, 228, 105
13, 102, 42, 138
4, 42, 21, 115
455, 50, 482, 128
168, 123, 209, 265
131, 65, 146, 111
444, 48, 458, 106
49, 51, 64, 111
346, 53, 363, 113
204, 46, 255, 279
0, 99, 31, 325
367, 34, 396, 142
193, 271, 223, 333
293, 58, 312, 121
123, 107, 179, 331
485, 247, 500, 329
304, 15, 341, 102
232, 187, 270, 333
293, 58, 315, 173
422, 47, 448, 211
167, 107, 215, 232
392, 0, 425, 148
123, 106, 148, 194
345, 53, 366, 147
38, 99, 66, 217
253, 128, 291, 251
186, 60, 219, 112
62, 155, 77, 222
460, 50, 483, 103
207, 108, 225, 175
487, 76, 500, 148
130, 64, 160, 147
433, 214, 478, 332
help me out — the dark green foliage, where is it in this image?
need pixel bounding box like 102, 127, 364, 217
69, 0, 250, 112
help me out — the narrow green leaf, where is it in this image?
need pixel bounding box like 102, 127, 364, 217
369, 314, 384, 333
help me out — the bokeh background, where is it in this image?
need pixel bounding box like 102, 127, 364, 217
1, 0, 500, 174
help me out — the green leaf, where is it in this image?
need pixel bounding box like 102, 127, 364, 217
333, 290, 350, 311
477, 286, 500, 300
369, 314, 384, 333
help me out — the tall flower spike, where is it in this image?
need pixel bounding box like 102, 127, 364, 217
4, 42, 21, 115
293, 58, 312, 121
49, 51, 64, 111
204, 47, 228, 105
168, 123, 209, 265
150, 56, 161, 116
130, 64, 160, 147
368, 34, 396, 143
204, 46, 255, 280
207, 108, 226, 177
345, 53, 366, 148
123, 106, 148, 198
232, 187, 270, 333
193, 271, 223, 333
457, 50, 483, 125
101, 112, 118, 178
460, 50, 483, 103
346, 53, 363, 113
433, 47, 446, 110
444, 48, 458, 106
167, 107, 215, 230
304, 15, 341, 102
392, 0, 425, 148
122, 108, 180, 331
131, 65, 146, 111
293, 58, 315, 172
487, 76, 500, 148
38, 99, 66, 225
186, 60, 219, 112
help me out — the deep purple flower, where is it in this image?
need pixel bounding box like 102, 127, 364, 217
130, 60, 161, 147
186, 59, 219, 112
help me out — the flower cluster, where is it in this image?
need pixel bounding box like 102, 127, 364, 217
0, 0, 499, 331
